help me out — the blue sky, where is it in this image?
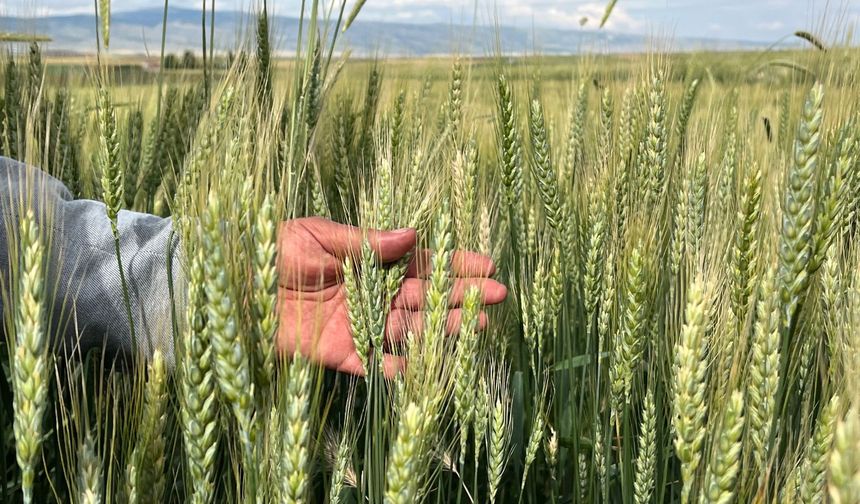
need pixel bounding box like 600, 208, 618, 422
6, 0, 859, 42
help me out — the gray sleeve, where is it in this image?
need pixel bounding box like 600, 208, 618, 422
0, 156, 183, 366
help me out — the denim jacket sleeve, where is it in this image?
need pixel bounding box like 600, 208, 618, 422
0, 156, 182, 366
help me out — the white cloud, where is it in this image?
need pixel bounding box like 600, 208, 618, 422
756, 20, 784, 31
480, 1, 643, 32
572, 2, 644, 32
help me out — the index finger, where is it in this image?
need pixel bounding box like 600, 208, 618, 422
405, 249, 496, 278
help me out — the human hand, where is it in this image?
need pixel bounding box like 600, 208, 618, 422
276, 217, 507, 376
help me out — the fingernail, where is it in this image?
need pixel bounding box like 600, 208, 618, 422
392, 228, 413, 235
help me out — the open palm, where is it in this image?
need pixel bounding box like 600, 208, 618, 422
276, 217, 507, 376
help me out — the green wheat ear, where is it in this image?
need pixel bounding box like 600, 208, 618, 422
328, 432, 355, 504
779, 82, 824, 327
278, 356, 312, 503
343, 254, 370, 373
593, 414, 607, 492
126, 350, 168, 504
452, 139, 479, 246
255, 4, 272, 105
634, 388, 656, 504
643, 71, 667, 209
78, 432, 103, 504
521, 391, 548, 492
746, 266, 780, 474
446, 57, 463, 140
673, 78, 701, 167
729, 161, 762, 332
97, 86, 123, 230
96, 85, 136, 346
384, 400, 431, 504
422, 201, 452, 379
701, 391, 745, 504
810, 122, 854, 274
565, 80, 588, 185
180, 246, 219, 504
598, 87, 614, 170
799, 394, 840, 503
610, 240, 648, 416
496, 73, 526, 250
98, 0, 110, 47
828, 405, 860, 503
13, 209, 49, 504
202, 190, 256, 480
487, 389, 512, 504
529, 98, 562, 235
454, 287, 482, 467
252, 193, 278, 388
673, 275, 710, 504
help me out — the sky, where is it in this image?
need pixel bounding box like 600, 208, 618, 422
5, 0, 860, 42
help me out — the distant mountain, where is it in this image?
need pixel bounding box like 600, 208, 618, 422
0, 7, 778, 56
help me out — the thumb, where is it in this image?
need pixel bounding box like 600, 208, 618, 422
312, 218, 417, 262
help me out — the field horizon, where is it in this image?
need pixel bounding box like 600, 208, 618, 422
1, 5, 800, 58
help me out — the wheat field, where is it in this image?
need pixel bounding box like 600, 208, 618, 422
1, 2, 860, 503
